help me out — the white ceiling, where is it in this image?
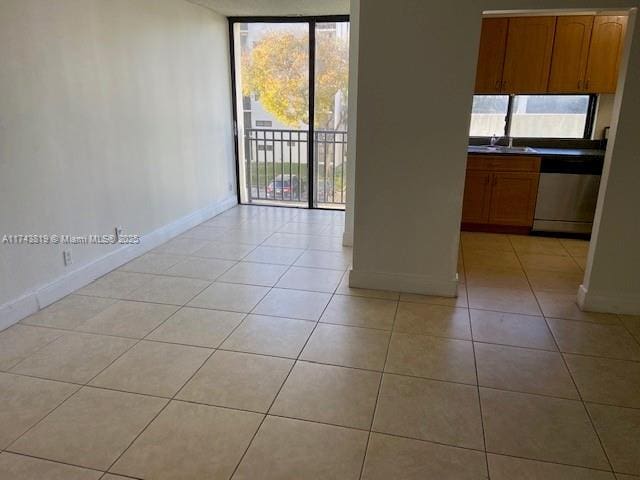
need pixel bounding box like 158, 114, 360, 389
187, 0, 349, 17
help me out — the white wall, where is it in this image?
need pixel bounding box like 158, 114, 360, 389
350, 0, 639, 303
0, 0, 236, 322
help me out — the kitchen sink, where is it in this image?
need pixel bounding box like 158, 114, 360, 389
469, 145, 538, 154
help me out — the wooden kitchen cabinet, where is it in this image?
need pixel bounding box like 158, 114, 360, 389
475, 18, 509, 94
585, 15, 628, 93
462, 155, 541, 231
502, 17, 556, 93
549, 16, 594, 93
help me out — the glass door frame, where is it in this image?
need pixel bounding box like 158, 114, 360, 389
228, 15, 350, 210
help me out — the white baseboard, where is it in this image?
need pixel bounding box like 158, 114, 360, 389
0, 195, 237, 331
349, 268, 458, 297
342, 229, 353, 247
577, 284, 640, 315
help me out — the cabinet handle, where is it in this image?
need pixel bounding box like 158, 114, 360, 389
495, 79, 501, 90
501, 80, 506, 90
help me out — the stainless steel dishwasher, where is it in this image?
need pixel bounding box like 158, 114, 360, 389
532, 156, 603, 235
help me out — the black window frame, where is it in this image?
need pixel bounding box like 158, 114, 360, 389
470, 93, 598, 140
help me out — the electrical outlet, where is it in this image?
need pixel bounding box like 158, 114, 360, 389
115, 226, 123, 241
63, 250, 73, 266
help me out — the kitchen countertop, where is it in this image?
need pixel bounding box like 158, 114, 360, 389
468, 146, 605, 158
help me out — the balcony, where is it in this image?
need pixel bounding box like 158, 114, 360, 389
242, 128, 347, 209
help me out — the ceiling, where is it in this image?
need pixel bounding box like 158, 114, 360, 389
187, 0, 349, 17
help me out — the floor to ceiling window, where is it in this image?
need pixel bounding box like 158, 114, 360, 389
230, 17, 350, 209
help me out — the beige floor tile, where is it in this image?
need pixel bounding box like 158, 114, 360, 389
177, 350, 293, 412
548, 318, 640, 360
276, 266, 343, 293
9, 387, 166, 471
463, 251, 522, 271
123, 275, 209, 305
221, 228, 273, 245
560, 239, 591, 257
253, 288, 331, 321
526, 268, 584, 293
337, 273, 400, 300
100, 475, 133, 480
399, 288, 468, 307
278, 221, 330, 235
587, 403, 640, 476
320, 295, 397, 330
469, 309, 556, 350
192, 241, 256, 260
480, 388, 608, 469
487, 454, 615, 480
0, 325, 64, 370
394, 302, 471, 339
111, 401, 262, 480
386, 332, 476, 384
180, 224, 228, 241
90, 340, 211, 397
361, 433, 488, 480
75, 300, 178, 338
373, 374, 483, 449
76, 271, 152, 299
620, 315, 640, 341
467, 286, 541, 316
218, 262, 288, 286
146, 307, 244, 348
263, 232, 313, 249
270, 361, 380, 429
509, 236, 570, 256
475, 343, 578, 399
0, 453, 102, 480
243, 245, 304, 265
21, 295, 115, 329
461, 232, 514, 253
119, 252, 183, 274
565, 355, 640, 408
535, 291, 620, 324
0, 373, 79, 449
11, 332, 135, 384
574, 255, 588, 270
221, 314, 314, 358
519, 253, 582, 273
465, 265, 531, 289
164, 257, 235, 280
233, 416, 367, 480
155, 237, 210, 255
294, 249, 352, 270
188, 282, 269, 312
307, 235, 347, 252
301, 323, 390, 370
616, 474, 640, 480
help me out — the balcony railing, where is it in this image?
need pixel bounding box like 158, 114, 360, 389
243, 128, 347, 207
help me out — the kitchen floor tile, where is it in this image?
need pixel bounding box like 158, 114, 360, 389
294, 249, 352, 270
300, 323, 390, 370
487, 454, 615, 480
90, 340, 211, 397
0, 453, 102, 480
467, 286, 541, 316
9, 387, 166, 471
111, 401, 262, 480
217, 262, 288, 287
480, 388, 608, 469
242, 245, 304, 265
75, 300, 178, 338
526, 268, 584, 293
469, 309, 557, 350
519, 253, 582, 273
336, 273, 400, 300
188, 282, 269, 312
509, 236, 569, 256
276, 266, 343, 293
221, 314, 314, 358
253, 288, 331, 321
361, 432, 488, 480
475, 343, 578, 399
399, 289, 468, 307
21, 295, 115, 329
270, 361, 380, 429
0, 373, 78, 449
123, 275, 209, 305
535, 291, 620, 324
76, 271, 151, 299
385, 332, 476, 384
394, 302, 471, 339
146, 307, 244, 348
192, 241, 256, 261
177, 350, 293, 412
0, 324, 64, 370
164, 257, 236, 280
155, 237, 210, 255
373, 374, 484, 450
10, 332, 136, 384
233, 416, 367, 480
320, 295, 397, 330
119, 253, 183, 274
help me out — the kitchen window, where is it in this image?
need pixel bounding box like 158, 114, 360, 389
470, 94, 596, 139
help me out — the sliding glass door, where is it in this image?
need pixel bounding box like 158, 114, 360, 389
230, 17, 349, 209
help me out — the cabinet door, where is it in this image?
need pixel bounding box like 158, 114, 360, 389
585, 15, 627, 93
489, 172, 540, 226
502, 17, 556, 93
475, 18, 509, 93
549, 16, 594, 93
462, 171, 492, 224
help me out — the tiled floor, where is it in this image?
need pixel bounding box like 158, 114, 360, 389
1, 206, 639, 479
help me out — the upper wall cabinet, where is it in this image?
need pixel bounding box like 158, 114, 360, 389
475, 18, 509, 94
502, 17, 557, 93
585, 15, 628, 93
549, 16, 594, 93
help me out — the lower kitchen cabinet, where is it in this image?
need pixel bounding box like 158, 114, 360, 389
462, 155, 541, 231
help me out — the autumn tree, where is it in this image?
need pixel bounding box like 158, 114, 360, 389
242, 30, 348, 129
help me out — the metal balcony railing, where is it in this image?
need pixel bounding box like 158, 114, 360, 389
243, 128, 347, 206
